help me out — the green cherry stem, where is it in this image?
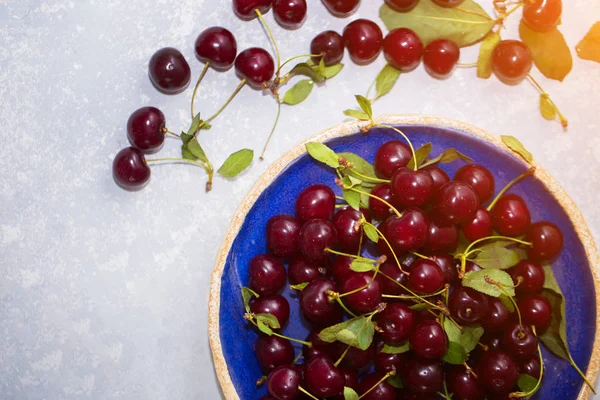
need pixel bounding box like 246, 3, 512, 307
359, 370, 395, 399
324, 247, 376, 263
335, 296, 358, 318
382, 286, 446, 300
527, 74, 568, 128
334, 345, 351, 367
497, 285, 524, 334
375, 124, 418, 172
191, 61, 210, 119
348, 187, 402, 218
410, 251, 430, 260
344, 167, 390, 184
194, 79, 247, 137
277, 53, 321, 75
298, 386, 319, 400
460, 235, 532, 276
162, 128, 181, 138
378, 271, 448, 314
487, 167, 536, 211
255, 9, 281, 70
260, 101, 282, 161
364, 221, 406, 274
246, 316, 312, 347
292, 352, 303, 365
510, 326, 545, 398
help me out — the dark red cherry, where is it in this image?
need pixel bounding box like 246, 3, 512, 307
333, 206, 367, 252
112, 147, 151, 191
464, 261, 482, 274
471, 333, 502, 363
148, 47, 191, 94
304, 328, 342, 361
380, 209, 429, 254
377, 262, 409, 295
298, 219, 337, 263
288, 258, 326, 285
433, 0, 464, 6
430, 254, 458, 285
424, 166, 450, 196
374, 302, 415, 344
518, 294, 552, 334
374, 140, 412, 178
341, 272, 382, 314
267, 365, 301, 400
273, 0, 307, 29
311, 31, 345, 66
322, 0, 360, 17
384, 0, 419, 12
250, 295, 290, 328
448, 286, 490, 325
369, 184, 395, 220
481, 297, 510, 332
423, 39, 460, 79
391, 167, 434, 207
410, 320, 448, 359
331, 256, 354, 284
334, 343, 374, 369
329, 368, 360, 399
491, 194, 531, 237
126, 107, 166, 153
523, 0, 562, 32
447, 365, 485, 400
233, 0, 273, 20
404, 358, 443, 395
300, 278, 343, 325
409, 259, 444, 294
374, 351, 408, 374
519, 356, 541, 379
248, 254, 287, 296
461, 208, 493, 242
255, 335, 294, 371
433, 181, 479, 225
527, 221, 564, 261
266, 214, 301, 258
234, 47, 275, 89
479, 350, 519, 395
296, 184, 336, 221
424, 219, 458, 253
454, 164, 495, 203
304, 355, 345, 397
509, 260, 545, 295
195, 27, 237, 70
503, 322, 538, 359
383, 28, 424, 71
343, 19, 383, 65
358, 372, 396, 400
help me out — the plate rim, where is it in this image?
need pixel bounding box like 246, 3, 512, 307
208, 114, 600, 400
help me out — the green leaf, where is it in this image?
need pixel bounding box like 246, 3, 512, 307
289, 62, 326, 83
282, 79, 314, 105
187, 113, 202, 136
344, 387, 359, 400
319, 316, 375, 350
256, 319, 273, 335
473, 240, 522, 270
518, 374, 538, 393
187, 138, 209, 164
539, 281, 570, 360
381, 342, 410, 354
462, 269, 515, 297
540, 94, 557, 120
317, 58, 326, 74
519, 21, 573, 82
291, 282, 309, 291
350, 259, 375, 272
338, 152, 376, 177
420, 148, 473, 168
477, 31, 501, 79
499, 294, 516, 313
374, 63, 401, 100
180, 132, 194, 144
380, 0, 495, 48
182, 144, 195, 161
217, 149, 254, 178
407, 142, 433, 170
348, 176, 362, 186
343, 189, 361, 211
443, 341, 468, 364
460, 326, 484, 353
255, 313, 281, 329
501, 135, 533, 164
344, 109, 370, 120
542, 263, 560, 292
242, 286, 259, 313
452, 232, 470, 257
355, 95, 373, 119
409, 303, 434, 311
305, 142, 340, 169
443, 318, 462, 344
323, 63, 344, 79
363, 224, 379, 243
387, 375, 404, 388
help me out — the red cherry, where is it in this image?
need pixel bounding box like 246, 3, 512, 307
233, 0, 273, 20
322, 0, 360, 17
148, 47, 191, 94
432, 181, 479, 225
384, 0, 419, 12
126, 107, 166, 153
343, 19, 383, 65
424, 219, 458, 253
374, 140, 412, 178
295, 184, 336, 221
509, 260, 545, 295
369, 184, 395, 220
298, 219, 337, 264
491, 40, 533, 85
390, 167, 434, 207
112, 147, 151, 191
424, 166, 450, 196
491, 194, 531, 237
195, 27, 237, 71
523, 0, 562, 32
311, 31, 345, 66
461, 208, 493, 243
358, 372, 396, 400
518, 294, 552, 334
383, 28, 424, 71
340, 272, 382, 314
409, 259, 445, 294
527, 221, 564, 261
423, 39, 460, 79
454, 164, 495, 204
273, 0, 307, 29
380, 209, 429, 254
234, 47, 275, 89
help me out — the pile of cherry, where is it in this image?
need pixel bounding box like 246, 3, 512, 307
241, 138, 573, 400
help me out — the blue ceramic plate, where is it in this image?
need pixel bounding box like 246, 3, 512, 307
208, 116, 600, 400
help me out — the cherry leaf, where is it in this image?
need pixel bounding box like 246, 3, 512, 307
187, 113, 202, 136
256, 319, 273, 335
443, 318, 461, 343
380, 0, 495, 47
363, 224, 379, 243
462, 269, 515, 297
420, 148, 472, 168
343, 189, 361, 210
255, 313, 281, 329
355, 95, 373, 119
539, 264, 571, 360
576, 22, 600, 63
443, 341, 468, 365
288, 62, 326, 83
344, 109, 370, 120
338, 152, 377, 187
375, 63, 401, 100
344, 387, 359, 400
540, 94, 557, 120
282, 79, 314, 105
387, 375, 404, 388
305, 142, 340, 169
319, 315, 375, 350
519, 21, 572, 82
241, 286, 259, 313
499, 294, 515, 313
477, 31, 501, 79
217, 149, 254, 178
181, 144, 195, 161
409, 303, 434, 311
291, 282, 309, 291
350, 259, 375, 272
473, 240, 522, 270
460, 326, 484, 353
187, 138, 209, 164
323, 63, 344, 79
501, 135, 533, 164
407, 142, 432, 170
381, 342, 410, 354
518, 374, 538, 393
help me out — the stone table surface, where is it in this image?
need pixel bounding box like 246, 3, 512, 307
1, 0, 599, 399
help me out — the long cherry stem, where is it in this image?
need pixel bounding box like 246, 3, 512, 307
349, 187, 402, 218
191, 61, 210, 119
345, 168, 390, 184
260, 101, 282, 160
375, 124, 418, 172
359, 371, 395, 399
255, 9, 281, 70
194, 79, 247, 137
364, 221, 406, 274
298, 386, 319, 400
334, 345, 351, 367
277, 53, 321, 76
163, 128, 181, 138
247, 317, 312, 347
527, 74, 568, 128
487, 167, 535, 212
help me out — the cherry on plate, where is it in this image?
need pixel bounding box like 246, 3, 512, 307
266, 214, 301, 258
430, 254, 458, 285
424, 219, 458, 253
298, 219, 337, 263
267, 365, 301, 399
481, 297, 510, 332
380, 209, 429, 254
311, 31, 345, 66
518, 294, 552, 334
478, 350, 519, 395
447, 365, 485, 400
383, 28, 424, 71
491, 193, 531, 237
374, 302, 416, 343
403, 358, 444, 395
255, 335, 294, 371
424, 166, 450, 196
448, 286, 490, 325
391, 167, 434, 208
296, 184, 336, 221
509, 260, 545, 295
333, 206, 367, 253
368, 184, 395, 220
454, 164, 495, 204
377, 261, 409, 295
461, 208, 493, 242
410, 320, 448, 359
527, 221, 564, 261
409, 259, 444, 294
299, 278, 343, 325
248, 254, 287, 296
304, 355, 345, 397
148, 47, 191, 94
340, 272, 382, 314
288, 257, 326, 285
374, 140, 412, 178
235, 47, 275, 89
250, 295, 290, 327
432, 181, 479, 225
358, 372, 396, 400
112, 147, 151, 191
126, 107, 166, 153
503, 322, 538, 359
343, 19, 383, 65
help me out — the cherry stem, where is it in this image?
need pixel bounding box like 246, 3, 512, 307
463, 363, 478, 379
382, 287, 446, 300
335, 296, 358, 318
487, 167, 536, 212
357, 227, 364, 257
364, 221, 406, 274
375, 124, 418, 172
256, 375, 267, 386
255, 9, 281, 70
456, 62, 478, 68
334, 345, 351, 367
349, 187, 402, 218
247, 317, 312, 347
359, 370, 395, 399
378, 271, 448, 314
365, 74, 378, 101
527, 74, 568, 128
410, 251, 429, 260
162, 128, 181, 138
292, 352, 303, 365
501, 2, 524, 21
324, 247, 376, 263
191, 61, 210, 119
195, 79, 247, 137
443, 378, 451, 399
510, 327, 544, 398
498, 285, 524, 334
461, 235, 533, 275
277, 53, 321, 76
345, 167, 390, 184
260, 101, 282, 161
568, 353, 597, 394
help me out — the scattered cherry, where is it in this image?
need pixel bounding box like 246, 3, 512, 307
250, 295, 290, 327
432, 181, 479, 225
267, 214, 301, 258
126, 107, 166, 153
369, 184, 395, 220
527, 221, 564, 261
374, 140, 412, 179
509, 260, 545, 295
374, 302, 416, 344
358, 372, 396, 400
461, 208, 493, 242
523, 0, 562, 32
424, 219, 458, 253
383, 28, 424, 72
491, 40, 533, 86
304, 355, 345, 397
195, 27, 238, 71
234, 47, 275, 89
503, 322, 538, 359
384, 0, 419, 12
491, 193, 531, 236
148, 47, 191, 94
299, 278, 343, 325
255, 335, 294, 371
273, 0, 307, 29
341, 272, 382, 314
380, 208, 429, 254
454, 164, 495, 204
479, 350, 519, 395
409, 259, 445, 294
298, 219, 338, 263
233, 0, 273, 20
343, 19, 383, 65
391, 167, 434, 207
423, 39, 460, 79
403, 358, 444, 395
448, 286, 490, 325
248, 254, 287, 296
333, 206, 367, 252
518, 294, 552, 334
322, 0, 360, 17
289, 257, 326, 285
296, 184, 336, 221
267, 364, 301, 399
112, 147, 151, 191
311, 31, 345, 66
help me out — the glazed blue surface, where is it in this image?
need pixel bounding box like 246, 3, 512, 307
218, 124, 596, 399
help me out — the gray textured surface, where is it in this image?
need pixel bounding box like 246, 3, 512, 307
1, 0, 599, 399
